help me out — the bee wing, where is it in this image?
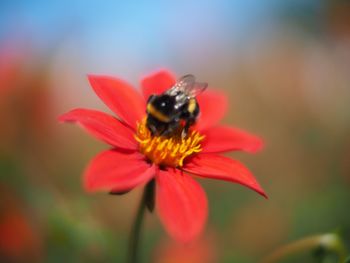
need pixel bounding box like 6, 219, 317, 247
189, 81, 208, 97
174, 74, 208, 97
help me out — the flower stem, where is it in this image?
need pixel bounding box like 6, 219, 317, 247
127, 181, 154, 263
260, 233, 347, 263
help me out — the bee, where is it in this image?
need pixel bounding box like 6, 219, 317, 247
146, 74, 208, 137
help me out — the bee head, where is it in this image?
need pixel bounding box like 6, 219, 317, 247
150, 94, 177, 115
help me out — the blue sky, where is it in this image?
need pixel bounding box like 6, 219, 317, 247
0, 0, 323, 75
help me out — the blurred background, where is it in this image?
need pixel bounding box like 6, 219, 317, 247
1, 0, 350, 262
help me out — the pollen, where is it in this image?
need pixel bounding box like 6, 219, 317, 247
134, 118, 205, 167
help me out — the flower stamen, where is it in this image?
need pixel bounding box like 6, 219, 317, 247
135, 118, 204, 167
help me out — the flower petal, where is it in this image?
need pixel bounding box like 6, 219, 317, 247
59, 108, 137, 150
156, 169, 208, 243
84, 150, 155, 192
88, 75, 145, 129
195, 91, 228, 131
141, 70, 176, 100
184, 154, 267, 198
201, 126, 264, 154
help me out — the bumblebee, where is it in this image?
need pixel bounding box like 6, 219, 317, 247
146, 74, 207, 137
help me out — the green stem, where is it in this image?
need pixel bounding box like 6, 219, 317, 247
127, 189, 147, 263
260, 233, 347, 263
127, 180, 154, 263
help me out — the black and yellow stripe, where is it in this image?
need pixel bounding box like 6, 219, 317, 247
147, 103, 171, 122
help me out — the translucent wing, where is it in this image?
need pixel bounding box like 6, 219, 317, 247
170, 74, 208, 97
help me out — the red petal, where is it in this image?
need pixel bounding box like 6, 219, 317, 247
156, 169, 208, 243
58, 108, 137, 150
184, 154, 267, 198
88, 75, 145, 129
141, 70, 176, 100
195, 91, 228, 131
84, 150, 155, 192
201, 126, 264, 154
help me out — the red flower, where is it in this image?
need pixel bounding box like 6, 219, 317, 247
59, 70, 266, 242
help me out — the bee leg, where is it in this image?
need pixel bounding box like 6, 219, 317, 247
146, 115, 164, 135
161, 121, 179, 137
148, 124, 158, 135
182, 123, 189, 138
182, 115, 197, 138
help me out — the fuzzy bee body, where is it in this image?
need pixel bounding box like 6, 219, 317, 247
146, 74, 207, 137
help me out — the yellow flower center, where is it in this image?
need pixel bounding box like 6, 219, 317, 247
135, 118, 204, 167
